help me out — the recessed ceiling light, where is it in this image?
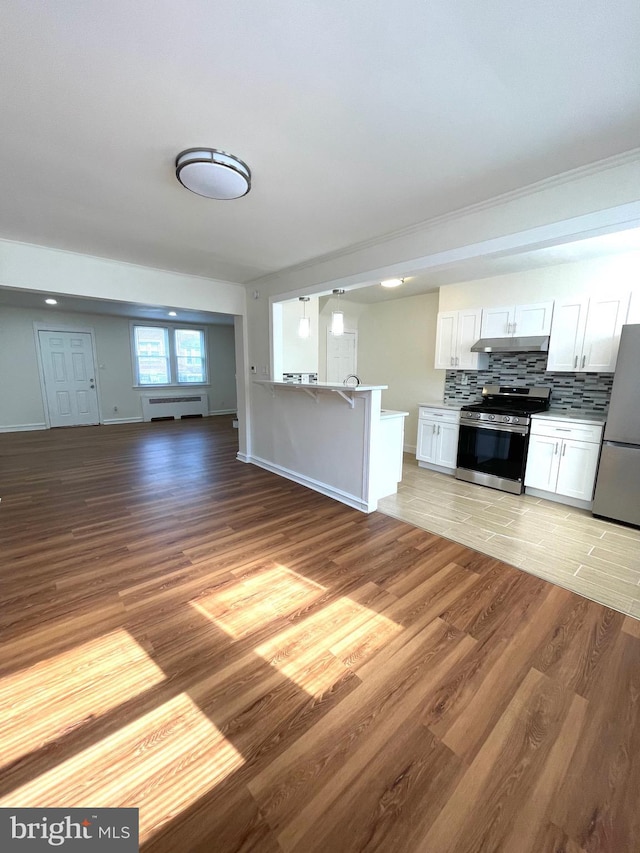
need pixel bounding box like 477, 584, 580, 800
168, 311, 177, 317
45, 298, 58, 305
380, 278, 404, 288
175, 148, 251, 200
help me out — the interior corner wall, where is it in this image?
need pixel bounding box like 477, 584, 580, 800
0, 306, 237, 430
356, 291, 443, 451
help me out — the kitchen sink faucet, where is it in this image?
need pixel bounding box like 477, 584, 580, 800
343, 374, 360, 386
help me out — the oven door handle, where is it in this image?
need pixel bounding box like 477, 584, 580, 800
461, 422, 529, 436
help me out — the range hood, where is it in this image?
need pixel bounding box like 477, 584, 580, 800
470, 335, 549, 353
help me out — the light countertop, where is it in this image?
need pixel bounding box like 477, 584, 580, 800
254, 380, 388, 391
418, 400, 466, 410
381, 409, 409, 419
532, 409, 607, 425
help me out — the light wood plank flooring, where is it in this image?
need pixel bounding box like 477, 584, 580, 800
379, 457, 640, 618
1, 418, 640, 852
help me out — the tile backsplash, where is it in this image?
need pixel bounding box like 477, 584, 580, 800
444, 353, 614, 413
282, 372, 318, 383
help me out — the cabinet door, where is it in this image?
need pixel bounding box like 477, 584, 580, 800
556, 440, 601, 501
524, 434, 560, 491
434, 312, 457, 369
513, 302, 554, 337
456, 308, 483, 370
546, 299, 588, 372
480, 306, 513, 338
435, 422, 460, 469
416, 419, 437, 463
582, 294, 630, 372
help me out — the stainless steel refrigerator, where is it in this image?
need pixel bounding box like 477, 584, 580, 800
592, 324, 640, 527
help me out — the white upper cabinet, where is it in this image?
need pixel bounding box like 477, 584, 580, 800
434, 308, 485, 370
480, 302, 554, 338
547, 294, 630, 372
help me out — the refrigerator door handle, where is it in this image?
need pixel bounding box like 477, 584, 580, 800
574, 355, 578, 369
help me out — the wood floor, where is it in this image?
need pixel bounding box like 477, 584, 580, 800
379, 459, 640, 618
1, 417, 639, 852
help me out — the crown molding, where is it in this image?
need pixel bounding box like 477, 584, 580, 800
247, 147, 640, 287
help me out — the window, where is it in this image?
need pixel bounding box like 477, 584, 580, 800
132, 324, 207, 386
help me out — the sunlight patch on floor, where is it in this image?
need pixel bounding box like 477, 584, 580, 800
192, 565, 403, 696
0, 628, 165, 768
0, 691, 245, 844
192, 564, 326, 639
254, 595, 402, 695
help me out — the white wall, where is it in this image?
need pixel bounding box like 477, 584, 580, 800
0, 239, 245, 316
438, 252, 640, 313
249, 157, 640, 415
281, 297, 319, 373
249, 155, 640, 466
0, 306, 236, 430
357, 291, 442, 451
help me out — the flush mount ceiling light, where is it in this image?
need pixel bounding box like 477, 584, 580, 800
331, 289, 345, 337
380, 278, 404, 288
168, 311, 177, 317
298, 297, 311, 339
175, 148, 251, 200
45, 298, 58, 305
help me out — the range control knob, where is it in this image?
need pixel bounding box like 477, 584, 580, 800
502, 415, 511, 423
512, 417, 520, 424
488, 414, 496, 420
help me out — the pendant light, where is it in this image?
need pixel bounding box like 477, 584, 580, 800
331, 289, 345, 336
298, 297, 311, 339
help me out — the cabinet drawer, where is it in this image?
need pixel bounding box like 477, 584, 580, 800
418, 407, 460, 423
530, 418, 603, 444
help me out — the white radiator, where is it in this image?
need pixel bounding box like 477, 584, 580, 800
141, 393, 208, 421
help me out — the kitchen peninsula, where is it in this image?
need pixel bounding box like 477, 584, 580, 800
247, 381, 407, 512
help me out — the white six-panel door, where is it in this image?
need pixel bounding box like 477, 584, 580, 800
326, 330, 357, 383
38, 330, 100, 427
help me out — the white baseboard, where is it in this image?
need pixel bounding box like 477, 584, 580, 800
245, 454, 374, 513
404, 443, 417, 455
103, 417, 144, 425
236, 452, 250, 463
209, 408, 237, 416
0, 422, 47, 433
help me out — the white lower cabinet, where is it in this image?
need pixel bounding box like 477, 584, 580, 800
525, 417, 603, 504
416, 407, 460, 472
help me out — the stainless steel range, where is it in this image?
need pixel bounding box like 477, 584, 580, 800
456, 385, 551, 494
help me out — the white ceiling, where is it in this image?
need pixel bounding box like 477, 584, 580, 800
2, 0, 640, 287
